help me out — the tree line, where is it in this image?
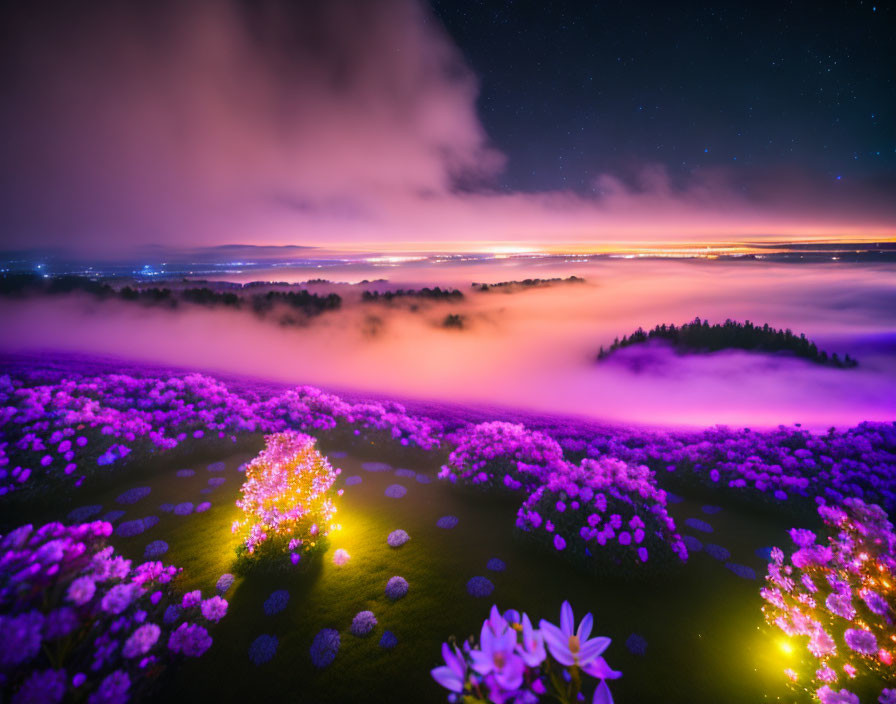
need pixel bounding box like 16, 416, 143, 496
0, 274, 341, 317
597, 318, 858, 368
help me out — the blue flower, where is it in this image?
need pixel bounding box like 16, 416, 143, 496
310, 628, 340, 668
684, 518, 713, 533
384, 484, 407, 498
379, 630, 398, 649
437, 515, 458, 529
115, 487, 151, 505
704, 543, 730, 561
144, 540, 169, 558
263, 590, 290, 616
466, 576, 494, 598
249, 634, 278, 665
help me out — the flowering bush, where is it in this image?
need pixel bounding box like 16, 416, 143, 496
232, 431, 340, 568
440, 422, 564, 492
0, 520, 225, 703
431, 601, 620, 703
760, 498, 895, 703
517, 457, 688, 571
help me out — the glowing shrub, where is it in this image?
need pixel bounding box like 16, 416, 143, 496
760, 498, 895, 703
232, 431, 340, 565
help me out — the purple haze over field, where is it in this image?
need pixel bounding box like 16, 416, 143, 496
2, 258, 894, 429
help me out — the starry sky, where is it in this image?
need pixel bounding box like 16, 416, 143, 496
0, 0, 893, 254
430, 0, 893, 194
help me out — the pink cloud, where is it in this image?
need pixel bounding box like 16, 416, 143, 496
0, 0, 892, 253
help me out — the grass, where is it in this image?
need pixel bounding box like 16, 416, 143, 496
6, 441, 831, 703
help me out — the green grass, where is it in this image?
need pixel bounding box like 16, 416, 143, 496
12, 445, 812, 703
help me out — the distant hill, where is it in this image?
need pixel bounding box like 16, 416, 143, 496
597, 318, 858, 368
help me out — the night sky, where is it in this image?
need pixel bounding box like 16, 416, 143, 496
0, 0, 893, 253
431, 0, 893, 193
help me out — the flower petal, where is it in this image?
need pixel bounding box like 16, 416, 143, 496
540, 619, 575, 666
582, 655, 622, 680
560, 601, 574, 636
577, 612, 594, 642
578, 636, 611, 663
593, 679, 614, 704
431, 666, 464, 693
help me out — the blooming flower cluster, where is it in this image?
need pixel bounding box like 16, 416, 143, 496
0, 520, 225, 703
432, 601, 621, 704
516, 457, 688, 569
574, 422, 896, 514
232, 431, 340, 564
760, 498, 895, 703
0, 369, 442, 498
440, 421, 564, 491
258, 386, 442, 451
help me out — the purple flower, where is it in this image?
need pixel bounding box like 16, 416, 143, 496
539, 601, 611, 670
861, 589, 888, 616
182, 590, 202, 608
387, 529, 410, 547
201, 596, 228, 622
816, 686, 859, 704
384, 484, 407, 498
844, 628, 877, 655
385, 576, 409, 601
826, 592, 856, 621
43, 607, 79, 639
101, 584, 137, 614
470, 620, 525, 692
88, 670, 130, 704
517, 612, 547, 667
351, 611, 377, 637
14, 669, 66, 704
67, 576, 96, 605
216, 573, 235, 594
168, 622, 212, 657
123, 623, 161, 658
554, 534, 567, 551
431, 642, 467, 693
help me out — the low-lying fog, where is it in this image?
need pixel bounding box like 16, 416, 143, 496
3, 259, 895, 429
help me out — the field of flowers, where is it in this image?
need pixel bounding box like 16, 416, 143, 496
1, 355, 894, 703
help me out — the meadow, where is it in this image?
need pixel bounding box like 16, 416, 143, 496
1, 356, 893, 703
